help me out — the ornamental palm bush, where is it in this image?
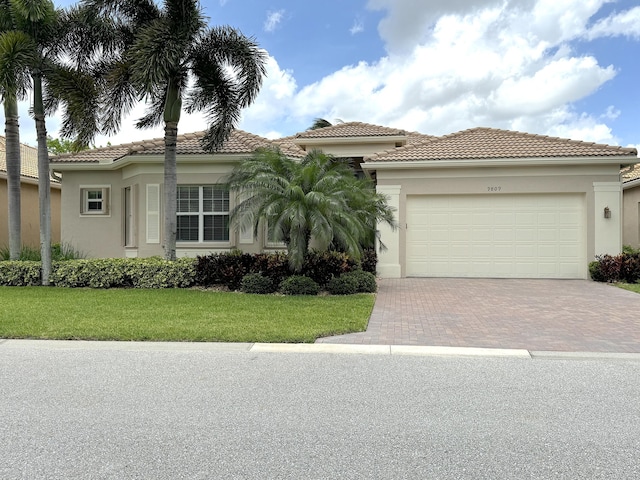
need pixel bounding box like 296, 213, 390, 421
226, 149, 396, 272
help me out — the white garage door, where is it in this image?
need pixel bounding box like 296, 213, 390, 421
406, 194, 585, 278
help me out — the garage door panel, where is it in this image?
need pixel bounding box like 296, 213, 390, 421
406, 194, 585, 278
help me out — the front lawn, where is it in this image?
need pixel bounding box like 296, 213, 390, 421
617, 283, 640, 294
0, 287, 373, 343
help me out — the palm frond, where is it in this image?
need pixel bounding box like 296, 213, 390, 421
0, 30, 35, 100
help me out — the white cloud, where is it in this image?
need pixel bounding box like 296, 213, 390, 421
350, 17, 364, 35
8, 0, 636, 150
587, 6, 640, 39
264, 10, 285, 33
248, 0, 625, 144
239, 55, 297, 138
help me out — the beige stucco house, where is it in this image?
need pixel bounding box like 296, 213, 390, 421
50, 122, 638, 279
0, 138, 61, 248
623, 164, 640, 249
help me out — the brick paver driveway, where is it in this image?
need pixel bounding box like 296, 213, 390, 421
316, 279, 640, 353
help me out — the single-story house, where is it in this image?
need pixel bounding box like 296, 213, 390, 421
50, 122, 638, 279
623, 164, 640, 249
0, 137, 61, 248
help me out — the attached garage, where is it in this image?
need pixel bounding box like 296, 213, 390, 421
405, 193, 585, 278
364, 127, 639, 279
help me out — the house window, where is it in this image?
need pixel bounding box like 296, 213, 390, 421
80, 187, 110, 215
177, 186, 229, 242
265, 221, 286, 248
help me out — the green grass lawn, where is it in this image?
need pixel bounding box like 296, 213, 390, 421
0, 287, 374, 343
617, 283, 640, 294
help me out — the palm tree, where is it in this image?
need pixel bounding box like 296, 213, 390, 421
0, 8, 35, 260
0, 1, 105, 282
226, 149, 396, 272
307, 118, 344, 131
84, 0, 267, 260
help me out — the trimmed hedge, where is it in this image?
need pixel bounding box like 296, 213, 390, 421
0, 258, 196, 288
0, 261, 42, 286
0, 250, 375, 293
195, 250, 362, 290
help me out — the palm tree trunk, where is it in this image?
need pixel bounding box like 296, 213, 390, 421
163, 78, 182, 261
4, 98, 21, 260
163, 121, 178, 261
33, 72, 52, 285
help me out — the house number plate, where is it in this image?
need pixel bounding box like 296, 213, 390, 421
487, 186, 502, 192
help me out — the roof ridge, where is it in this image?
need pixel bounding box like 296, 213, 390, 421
295, 121, 409, 138
464, 127, 637, 154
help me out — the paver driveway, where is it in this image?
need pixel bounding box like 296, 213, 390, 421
316, 279, 640, 353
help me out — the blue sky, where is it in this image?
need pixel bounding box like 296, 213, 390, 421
7, 0, 640, 151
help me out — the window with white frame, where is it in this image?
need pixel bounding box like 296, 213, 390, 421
265, 220, 286, 248
80, 187, 110, 215
177, 185, 229, 242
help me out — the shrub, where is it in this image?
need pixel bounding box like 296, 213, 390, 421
361, 249, 377, 274
590, 253, 640, 284
342, 270, 377, 293
301, 250, 358, 286
240, 273, 275, 294
588, 261, 604, 282
0, 261, 42, 286
195, 250, 254, 290
279, 275, 320, 296
251, 252, 290, 286
620, 253, 640, 284
126, 258, 196, 288
326, 274, 359, 295
48, 258, 196, 289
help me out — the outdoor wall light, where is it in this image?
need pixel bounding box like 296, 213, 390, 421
604, 206, 611, 219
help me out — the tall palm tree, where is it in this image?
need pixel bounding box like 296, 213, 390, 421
1, 1, 104, 282
0, 6, 35, 260
226, 149, 396, 272
84, 0, 267, 260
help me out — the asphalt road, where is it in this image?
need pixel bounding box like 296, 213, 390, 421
1, 341, 639, 479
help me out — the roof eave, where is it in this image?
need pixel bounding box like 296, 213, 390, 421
362, 155, 640, 171
51, 153, 259, 171
623, 177, 640, 190
294, 135, 407, 147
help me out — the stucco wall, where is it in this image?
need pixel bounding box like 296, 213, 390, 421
623, 184, 640, 249
0, 178, 61, 248
61, 162, 274, 259
374, 163, 622, 278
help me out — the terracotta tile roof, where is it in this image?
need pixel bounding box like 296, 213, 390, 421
0, 137, 59, 183
623, 164, 640, 183
406, 131, 438, 145
295, 121, 409, 139
366, 127, 638, 162
51, 129, 302, 164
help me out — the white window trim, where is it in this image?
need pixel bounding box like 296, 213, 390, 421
80, 185, 110, 216
264, 221, 286, 249
176, 185, 230, 244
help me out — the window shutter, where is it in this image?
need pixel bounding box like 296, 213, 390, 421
146, 184, 160, 244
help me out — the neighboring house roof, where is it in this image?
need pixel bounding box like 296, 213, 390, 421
0, 137, 60, 183
366, 127, 638, 162
294, 121, 409, 139
623, 164, 640, 184
51, 129, 305, 164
